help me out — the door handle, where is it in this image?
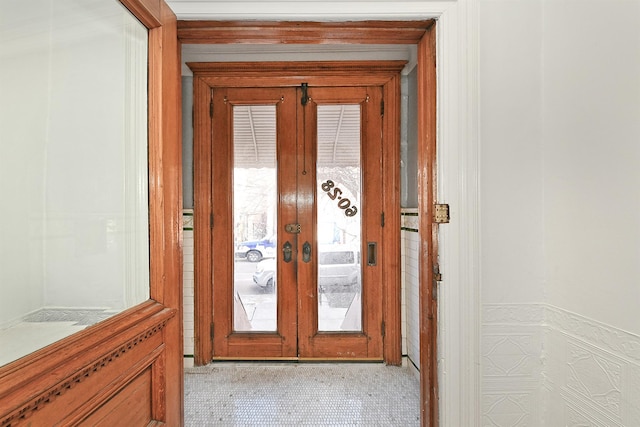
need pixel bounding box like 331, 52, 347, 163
367, 242, 377, 266
283, 241, 293, 263
302, 241, 312, 263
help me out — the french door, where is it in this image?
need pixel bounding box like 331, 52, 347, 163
210, 84, 384, 360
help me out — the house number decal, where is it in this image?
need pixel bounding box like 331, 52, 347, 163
321, 180, 358, 217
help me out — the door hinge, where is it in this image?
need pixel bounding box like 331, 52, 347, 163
433, 265, 441, 301
381, 321, 386, 338
381, 212, 385, 227
209, 99, 213, 118
434, 264, 442, 282
380, 99, 385, 116
210, 322, 214, 340
434, 204, 450, 224
210, 213, 214, 229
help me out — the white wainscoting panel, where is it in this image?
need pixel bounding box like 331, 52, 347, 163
483, 303, 640, 426
482, 304, 545, 426
545, 305, 640, 427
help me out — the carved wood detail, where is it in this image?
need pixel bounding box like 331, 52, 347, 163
1, 318, 169, 427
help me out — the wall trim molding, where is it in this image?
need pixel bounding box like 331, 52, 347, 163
434, 1, 482, 425
483, 303, 546, 325
546, 305, 640, 364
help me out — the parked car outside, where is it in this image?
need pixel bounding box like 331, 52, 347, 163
235, 235, 276, 262
251, 245, 360, 306
317, 245, 361, 307
253, 258, 276, 289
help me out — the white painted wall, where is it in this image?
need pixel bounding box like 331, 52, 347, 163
480, 0, 640, 336
480, 0, 640, 424
480, 0, 545, 306
542, 0, 640, 336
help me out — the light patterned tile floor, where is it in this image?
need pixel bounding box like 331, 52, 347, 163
185, 362, 420, 426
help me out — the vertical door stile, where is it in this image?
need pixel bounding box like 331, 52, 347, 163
362, 86, 384, 358
211, 87, 232, 358
296, 86, 315, 356
277, 88, 299, 357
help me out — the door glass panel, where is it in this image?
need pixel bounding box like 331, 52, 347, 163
316, 105, 362, 332
233, 105, 277, 332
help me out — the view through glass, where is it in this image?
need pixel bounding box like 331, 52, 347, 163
316, 105, 362, 332
0, 0, 149, 367
233, 105, 277, 332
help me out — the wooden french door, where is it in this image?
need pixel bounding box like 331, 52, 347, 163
210, 84, 384, 360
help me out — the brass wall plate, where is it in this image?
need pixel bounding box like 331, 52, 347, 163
285, 223, 301, 234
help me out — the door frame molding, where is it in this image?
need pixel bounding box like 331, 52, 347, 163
191, 60, 405, 365
181, 20, 447, 426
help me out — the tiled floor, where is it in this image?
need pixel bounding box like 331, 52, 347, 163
184, 362, 420, 426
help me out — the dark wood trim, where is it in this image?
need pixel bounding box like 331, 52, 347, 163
192, 76, 214, 365
187, 61, 408, 88
146, 2, 183, 423
382, 73, 403, 366
418, 24, 438, 427
120, 0, 162, 28
0, 1, 183, 425
188, 60, 409, 75
156, 3, 183, 425
0, 302, 174, 427
178, 20, 435, 44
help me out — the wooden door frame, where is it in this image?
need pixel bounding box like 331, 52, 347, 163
191, 60, 404, 363
181, 21, 437, 426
